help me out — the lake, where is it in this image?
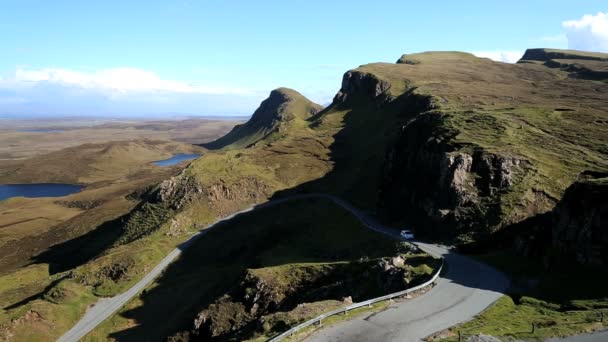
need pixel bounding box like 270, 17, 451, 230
152, 153, 200, 167
0, 183, 83, 201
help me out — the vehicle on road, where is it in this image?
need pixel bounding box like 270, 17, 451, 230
400, 229, 415, 240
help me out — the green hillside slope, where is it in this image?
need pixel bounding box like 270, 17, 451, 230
204, 88, 323, 150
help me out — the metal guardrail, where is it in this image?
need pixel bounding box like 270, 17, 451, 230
268, 257, 444, 341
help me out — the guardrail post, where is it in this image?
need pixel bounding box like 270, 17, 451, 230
600, 311, 604, 322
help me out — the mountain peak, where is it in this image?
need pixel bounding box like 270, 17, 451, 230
204, 88, 322, 150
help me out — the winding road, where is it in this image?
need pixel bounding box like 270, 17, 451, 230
58, 194, 509, 342
305, 242, 509, 342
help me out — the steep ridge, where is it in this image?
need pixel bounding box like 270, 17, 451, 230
519, 48, 608, 62
372, 51, 607, 240
203, 88, 323, 150
107, 49, 607, 260
518, 48, 608, 80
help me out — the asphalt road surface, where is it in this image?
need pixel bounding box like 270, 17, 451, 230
304, 242, 509, 342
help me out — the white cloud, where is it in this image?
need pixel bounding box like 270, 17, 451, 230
563, 12, 608, 52
471, 51, 524, 63
0, 67, 269, 116
6, 67, 256, 96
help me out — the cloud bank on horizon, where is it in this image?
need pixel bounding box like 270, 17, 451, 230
472, 12, 608, 63
563, 12, 608, 52
1, 11, 607, 118
0, 67, 267, 117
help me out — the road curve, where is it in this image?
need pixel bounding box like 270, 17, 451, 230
58, 194, 508, 342
304, 242, 509, 342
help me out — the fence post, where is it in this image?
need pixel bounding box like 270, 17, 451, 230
531, 322, 536, 334
600, 311, 604, 322
458, 330, 462, 341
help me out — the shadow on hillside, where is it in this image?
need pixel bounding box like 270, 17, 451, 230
104, 91, 512, 341
30, 212, 125, 274
2, 277, 64, 310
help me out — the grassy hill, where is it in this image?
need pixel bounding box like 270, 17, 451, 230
83, 198, 437, 341
0, 139, 203, 184
203, 88, 323, 150
0, 139, 207, 341
79, 49, 605, 339
1, 48, 607, 341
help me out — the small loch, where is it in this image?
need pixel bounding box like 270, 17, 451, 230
0, 183, 83, 201
152, 153, 200, 167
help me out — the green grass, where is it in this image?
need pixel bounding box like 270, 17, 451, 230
445, 296, 606, 341
205, 87, 323, 150
440, 252, 608, 341
83, 198, 437, 341
3, 50, 606, 341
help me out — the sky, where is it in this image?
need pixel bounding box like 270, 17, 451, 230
0, 0, 607, 117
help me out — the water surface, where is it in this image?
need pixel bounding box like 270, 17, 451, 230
152, 153, 200, 167
0, 183, 83, 201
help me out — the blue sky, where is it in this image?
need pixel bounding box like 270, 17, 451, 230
0, 0, 606, 117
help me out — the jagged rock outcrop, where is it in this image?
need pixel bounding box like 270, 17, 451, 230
379, 111, 533, 236
334, 70, 392, 104
155, 175, 204, 209
551, 173, 608, 266
204, 88, 323, 150
459, 171, 608, 268
186, 255, 418, 340
396, 54, 421, 65
154, 172, 272, 216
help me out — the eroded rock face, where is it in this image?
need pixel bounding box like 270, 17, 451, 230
193, 296, 251, 339
185, 254, 415, 340
334, 70, 391, 104
240, 272, 284, 316
155, 172, 271, 216
156, 175, 203, 209
379, 112, 532, 236
551, 174, 608, 266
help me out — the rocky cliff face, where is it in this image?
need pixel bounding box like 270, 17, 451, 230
458, 171, 608, 268
154, 171, 272, 216
378, 109, 536, 238
551, 173, 608, 266
188, 254, 423, 340
334, 70, 393, 105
